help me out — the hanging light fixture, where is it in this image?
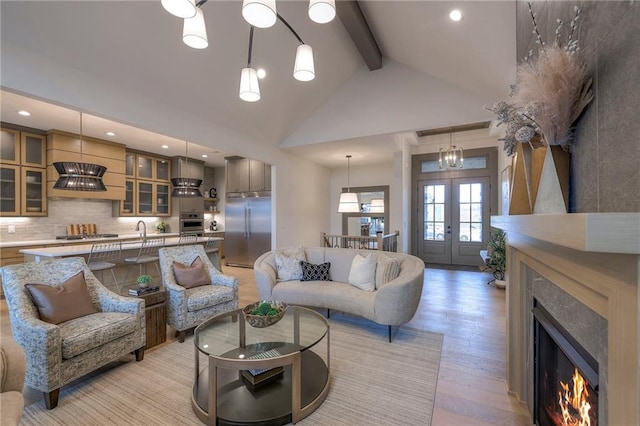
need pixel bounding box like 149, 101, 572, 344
369, 198, 385, 213
439, 133, 464, 169
239, 27, 261, 102
53, 112, 107, 191
308, 0, 336, 24
182, 6, 208, 49
338, 155, 359, 213
171, 141, 203, 197
162, 1, 321, 101
162, 0, 197, 19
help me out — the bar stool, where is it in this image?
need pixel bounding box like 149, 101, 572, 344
123, 238, 165, 288
204, 237, 223, 271
87, 241, 122, 292
177, 232, 199, 246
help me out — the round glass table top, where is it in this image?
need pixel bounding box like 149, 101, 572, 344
195, 305, 328, 360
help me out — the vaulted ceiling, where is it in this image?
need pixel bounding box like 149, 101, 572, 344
1, 1, 516, 168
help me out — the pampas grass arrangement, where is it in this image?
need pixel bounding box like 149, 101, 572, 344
487, 3, 593, 155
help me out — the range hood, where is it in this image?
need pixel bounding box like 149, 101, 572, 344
171, 156, 204, 212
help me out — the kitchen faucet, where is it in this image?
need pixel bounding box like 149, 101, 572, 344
135, 220, 147, 242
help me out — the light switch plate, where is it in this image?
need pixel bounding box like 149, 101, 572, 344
8, 225, 15, 233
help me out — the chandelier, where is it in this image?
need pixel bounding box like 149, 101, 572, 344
53, 112, 108, 191
439, 133, 464, 170
161, 0, 335, 102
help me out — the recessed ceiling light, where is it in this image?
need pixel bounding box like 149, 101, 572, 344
106, 131, 116, 136
18, 110, 31, 116
449, 9, 462, 22
257, 68, 266, 79
201, 154, 208, 158
161, 145, 169, 149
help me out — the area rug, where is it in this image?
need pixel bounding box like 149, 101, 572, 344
22, 314, 443, 426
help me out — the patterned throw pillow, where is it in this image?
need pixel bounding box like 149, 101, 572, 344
274, 247, 307, 281
375, 255, 401, 289
300, 261, 331, 281
26, 271, 98, 324
348, 254, 377, 291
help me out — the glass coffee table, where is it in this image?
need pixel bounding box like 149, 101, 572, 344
192, 306, 330, 425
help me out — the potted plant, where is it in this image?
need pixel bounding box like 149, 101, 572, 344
136, 274, 153, 288
483, 228, 507, 289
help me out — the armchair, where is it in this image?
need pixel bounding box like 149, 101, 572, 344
159, 245, 238, 342
1, 336, 26, 425
0, 257, 145, 409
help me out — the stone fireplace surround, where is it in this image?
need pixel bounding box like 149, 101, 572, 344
492, 213, 640, 426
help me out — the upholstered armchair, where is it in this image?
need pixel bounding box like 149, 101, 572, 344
0, 257, 145, 409
159, 245, 238, 342
1, 335, 26, 425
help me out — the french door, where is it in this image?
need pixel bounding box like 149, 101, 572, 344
417, 177, 490, 265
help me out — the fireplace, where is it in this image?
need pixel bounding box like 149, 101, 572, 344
533, 300, 599, 426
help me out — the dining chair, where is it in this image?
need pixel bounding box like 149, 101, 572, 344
123, 238, 165, 289
86, 241, 122, 292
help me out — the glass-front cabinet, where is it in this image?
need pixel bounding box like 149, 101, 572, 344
120, 180, 135, 216
137, 181, 153, 214
0, 128, 47, 216
117, 151, 171, 217
156, 183, 170, 215
0, 165, 19, 216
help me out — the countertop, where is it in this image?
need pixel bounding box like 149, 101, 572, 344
20, 236, 223, 258
1, 230, 224, 249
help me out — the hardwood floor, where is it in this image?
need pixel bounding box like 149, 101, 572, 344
0, 264, 532, 425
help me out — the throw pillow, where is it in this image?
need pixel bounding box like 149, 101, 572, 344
26, 271, 98, 325
348, 254, 377, 292
300, 261, 331, 281
173, 256, 211, 289
274, 247, 306, 281
375, 255, 401, 289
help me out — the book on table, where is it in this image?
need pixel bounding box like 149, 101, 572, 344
128, 286, 160, 296
241, 349, 284, 387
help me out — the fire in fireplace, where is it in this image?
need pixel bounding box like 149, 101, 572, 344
533, 301, 598, 426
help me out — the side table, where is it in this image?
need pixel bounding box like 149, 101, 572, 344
135, 290, 167, 348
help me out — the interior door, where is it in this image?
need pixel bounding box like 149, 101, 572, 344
417, 177, 491, 266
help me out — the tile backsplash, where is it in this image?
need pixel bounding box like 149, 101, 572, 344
0, 198, 179, 243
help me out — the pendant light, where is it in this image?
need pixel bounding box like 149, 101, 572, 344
308, 0, 336, 24
171, 141, 203, 197
161, 0, 197, 19
338, 155, 359, 213
438, 132, 464, 169
242, 0, 277, 29
53, 112, 107, 191
182, 6, 208, 49
239, 26, 261, 102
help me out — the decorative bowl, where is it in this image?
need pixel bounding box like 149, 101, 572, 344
242, 301, 288, 328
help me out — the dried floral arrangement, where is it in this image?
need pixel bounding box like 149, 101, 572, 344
487, 3, 593, 156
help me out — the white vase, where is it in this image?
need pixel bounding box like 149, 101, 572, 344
495, 279, 507, 289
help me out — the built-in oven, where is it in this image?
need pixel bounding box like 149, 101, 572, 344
179, 212, 204, 236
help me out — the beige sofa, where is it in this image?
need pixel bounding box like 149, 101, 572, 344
253, 247, 425, 341
1, 336, 26, 426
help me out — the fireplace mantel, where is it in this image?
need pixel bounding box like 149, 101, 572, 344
492, 213, 640, 254
491, 212, 639, 426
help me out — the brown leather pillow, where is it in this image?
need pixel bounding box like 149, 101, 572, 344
173, 256, 211, 289
26, 271, 98, 325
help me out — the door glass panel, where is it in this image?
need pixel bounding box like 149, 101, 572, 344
125, 153, 135, 176
459, 182, 484, 242
156, 160, 169, 181
0, 130, 17, 162
138, 156, 152, 179
424, 184, 445, 241
0, 167, 17, 212
25, 170, 43, 212
138, 182, 153, 214
24, 135, 43, 164
156, 184, 169, 214
123, 181, 134, 213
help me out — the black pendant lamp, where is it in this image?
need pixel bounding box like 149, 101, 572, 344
53, 112, 107, 191
171, 141, 203, 197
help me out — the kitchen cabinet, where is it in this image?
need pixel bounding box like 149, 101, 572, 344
0, 127, 47, 216
226, 157, 271, 193
47, 130, 126, 200
116, 152, 172, 217
137, 181, 170, 216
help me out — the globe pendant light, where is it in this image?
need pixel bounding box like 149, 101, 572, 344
53, 112, 107, 191
308, 0, 336, 24
338, 155, 360, 213
162, 0, 197, 19
171, 141, 203, 197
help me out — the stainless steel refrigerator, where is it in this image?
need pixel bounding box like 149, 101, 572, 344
224, 195, 271, 268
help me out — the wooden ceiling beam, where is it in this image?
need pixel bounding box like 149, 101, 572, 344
336, 0, 382, 71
